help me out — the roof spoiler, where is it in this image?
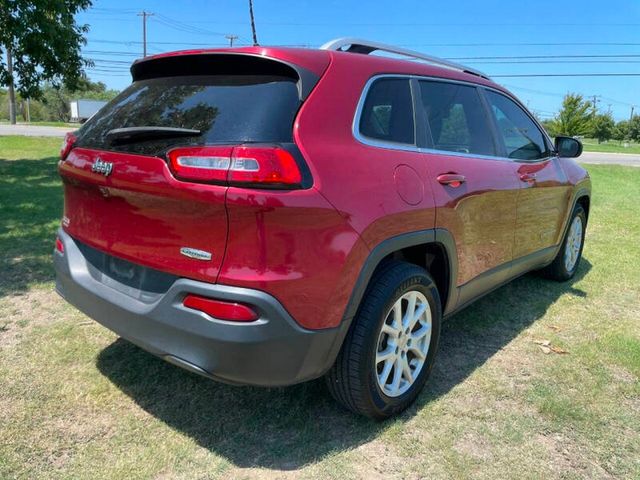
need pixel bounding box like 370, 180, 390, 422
131, 52, 321, 100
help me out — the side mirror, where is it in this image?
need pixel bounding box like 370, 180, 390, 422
555, 136, 583, 158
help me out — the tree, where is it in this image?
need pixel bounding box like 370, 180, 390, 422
0, 79, 119, 122
629, 116, 640, 142
40, 79, 119, 121
540, 119, 559, 138
613, 120, 630, 142
549, 94, 593, 137
0, 0, 93, 124
591, 113, 615, 143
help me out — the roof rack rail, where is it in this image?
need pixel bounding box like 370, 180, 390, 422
320, 37, 490, 80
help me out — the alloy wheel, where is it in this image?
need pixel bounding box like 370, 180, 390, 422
375, 290, 432, 397
564, 215, 583, 272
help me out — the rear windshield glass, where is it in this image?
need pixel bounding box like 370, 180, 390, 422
75, 75, 301, 156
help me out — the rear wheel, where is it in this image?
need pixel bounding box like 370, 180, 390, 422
326, 261, 441, 419
542, 204, 587, 281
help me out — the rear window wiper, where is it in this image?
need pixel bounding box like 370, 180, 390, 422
106, 126, 201, 143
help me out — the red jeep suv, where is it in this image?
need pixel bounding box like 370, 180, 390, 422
54, 38, 591, 418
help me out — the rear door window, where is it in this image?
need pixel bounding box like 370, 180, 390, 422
358, 78, 415, 145
418, 80, 496, 156
484, 90, 549, 161
75, 75, 301, 156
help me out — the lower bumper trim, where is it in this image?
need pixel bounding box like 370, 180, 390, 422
54, 228, 347, 386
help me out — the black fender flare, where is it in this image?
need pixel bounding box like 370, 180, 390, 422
324, 228, 458, 367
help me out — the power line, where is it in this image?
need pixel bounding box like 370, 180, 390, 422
493, 73, 640, 77
450, 54, 640, 59
87, 17, 640, 27
467, 60, 640, 64
84, 50, 141, 57
87, 38, 640, 48
503, 84, 635, 108
152, 14, 230, 37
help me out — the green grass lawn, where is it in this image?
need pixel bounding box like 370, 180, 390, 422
0, 121, 77, 128
581, 137, 640, 154
1, 136, 639, 479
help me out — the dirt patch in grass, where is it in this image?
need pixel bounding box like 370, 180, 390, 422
0, 288, 63, 347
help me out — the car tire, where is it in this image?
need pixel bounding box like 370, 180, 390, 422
325, 260, 441, 419
541, 203, 587, 281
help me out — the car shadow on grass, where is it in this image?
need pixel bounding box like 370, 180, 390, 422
96, 260, 591, 470
0, 156, 62, 299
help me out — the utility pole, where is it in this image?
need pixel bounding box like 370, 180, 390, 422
6, 47, 16, 125
248, 0, 259, 46
137, 11, 154, 57
225, 34, 239, 47
591, 95, 600, 116
631, 105, 635, 121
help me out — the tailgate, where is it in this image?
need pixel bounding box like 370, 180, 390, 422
59, 51, 325, 284
59, 147, 228, 283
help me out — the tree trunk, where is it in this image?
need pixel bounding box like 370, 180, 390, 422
6, 47, 17, 125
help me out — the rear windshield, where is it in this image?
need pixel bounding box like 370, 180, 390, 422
75, 75, 301, 156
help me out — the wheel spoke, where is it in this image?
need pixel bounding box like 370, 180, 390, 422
392, 302, 402, 330
411, 323, 431, 340
401, 356, 413, 383
381, 323, 399, 338
378, 357, 394, 386
390, 357, 403, 393
408, 302, 428, 330
407, 344, 426, 360
376, 346, 396, 364
402, 292, 417, 329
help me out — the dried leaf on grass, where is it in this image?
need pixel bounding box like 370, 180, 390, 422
538, 344, 552, 354
533, 339, 569, 355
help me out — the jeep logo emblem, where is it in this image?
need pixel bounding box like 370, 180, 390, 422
91, 158, 113, 176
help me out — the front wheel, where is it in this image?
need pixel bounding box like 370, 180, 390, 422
325, 261, 441, 419
542, 203, 587, 281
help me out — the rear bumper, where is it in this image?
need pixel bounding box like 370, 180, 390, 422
54, 229, 345, 386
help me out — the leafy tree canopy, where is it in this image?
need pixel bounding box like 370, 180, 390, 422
549, 94, 593, 137
0, 79, 119, 122
613, 120, 630, 141
628, 116, 640, 142
591, 113, 615, 143
0, 0, 93, 99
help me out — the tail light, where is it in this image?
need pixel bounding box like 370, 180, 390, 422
60, 132, 77, 160
55, 237, 65, 254
168, 146, 232, 183
183, 294, 259, 322
167, 145, 303, 187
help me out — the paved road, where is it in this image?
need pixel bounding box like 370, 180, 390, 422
0, 124, 75, 137
579, 151, 640, 167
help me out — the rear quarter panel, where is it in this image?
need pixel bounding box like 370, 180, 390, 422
218, 187, 369, 330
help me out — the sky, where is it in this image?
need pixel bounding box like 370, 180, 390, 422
77, 0, 640, 121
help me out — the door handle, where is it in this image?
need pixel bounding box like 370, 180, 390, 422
437, 173, 466, 187
519, 173, 537, 183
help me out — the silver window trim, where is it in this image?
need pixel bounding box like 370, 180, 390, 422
352, 73, 556, 164
352, 75, 420, 152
